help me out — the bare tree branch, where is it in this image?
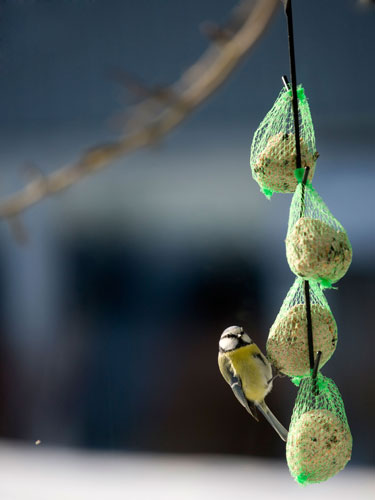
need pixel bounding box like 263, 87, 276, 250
0, 0, 279, 219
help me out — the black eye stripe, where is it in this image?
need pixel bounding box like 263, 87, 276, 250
221, 335, 253, 345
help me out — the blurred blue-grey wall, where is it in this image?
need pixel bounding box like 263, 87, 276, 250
0, 0, 374, 465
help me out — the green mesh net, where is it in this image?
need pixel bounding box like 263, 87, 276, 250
286, 374, 352, 485
267, 277, 337, 377
286, 180, 352, 287
250, 85, 318, 198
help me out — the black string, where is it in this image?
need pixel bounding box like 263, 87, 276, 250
284, 0, 302, 170
283, 0, 315, 373
312, 351, 322, 395
304, 280, 315, 370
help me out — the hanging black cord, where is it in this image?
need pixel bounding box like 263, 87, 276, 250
312, 351, 322, 395
284, 0, 302, 170
283, 0, 315, 373
304, 280, 315, 370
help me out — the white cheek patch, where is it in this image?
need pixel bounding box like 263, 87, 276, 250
219, 337, 238, 352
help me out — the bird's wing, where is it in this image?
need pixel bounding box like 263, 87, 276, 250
218, 354, 259, 421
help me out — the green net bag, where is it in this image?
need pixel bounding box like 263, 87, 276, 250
267, 278, 337, 377
250, 85, 318, 198
286, 374, 352, 485
286, 179, 352, 287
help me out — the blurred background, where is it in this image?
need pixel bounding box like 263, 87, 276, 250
0, 0, 374, 497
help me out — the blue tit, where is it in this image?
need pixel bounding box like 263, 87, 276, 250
218, 325, 288, 442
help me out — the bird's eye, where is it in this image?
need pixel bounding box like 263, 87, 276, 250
242, 333, 252, 344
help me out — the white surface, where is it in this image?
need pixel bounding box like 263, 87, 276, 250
0, 442, 373, 500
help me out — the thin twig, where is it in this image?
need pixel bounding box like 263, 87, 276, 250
0, 0, 279, 219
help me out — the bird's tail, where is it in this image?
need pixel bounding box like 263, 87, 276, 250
255, 401, 288, 442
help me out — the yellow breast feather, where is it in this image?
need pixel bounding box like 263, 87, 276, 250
226, 344, 269, 403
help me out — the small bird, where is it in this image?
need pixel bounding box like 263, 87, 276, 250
218, 325, 288, 442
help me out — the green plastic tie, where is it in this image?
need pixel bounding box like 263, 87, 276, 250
296, 471, 310, 486
261, 187, 274, 199
291, 376, 303, 387
314, 372, 329, 393
292, 373, 328, 391
287, 85, 306, 103
297, 87, 306, 103
319, 278, 338, 290
294, 168, 305, 183
294, 168, 314, 186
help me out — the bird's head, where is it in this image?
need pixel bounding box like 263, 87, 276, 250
219, 325, 253, 353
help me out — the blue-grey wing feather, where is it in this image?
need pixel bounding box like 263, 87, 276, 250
219, 354, 259, 421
